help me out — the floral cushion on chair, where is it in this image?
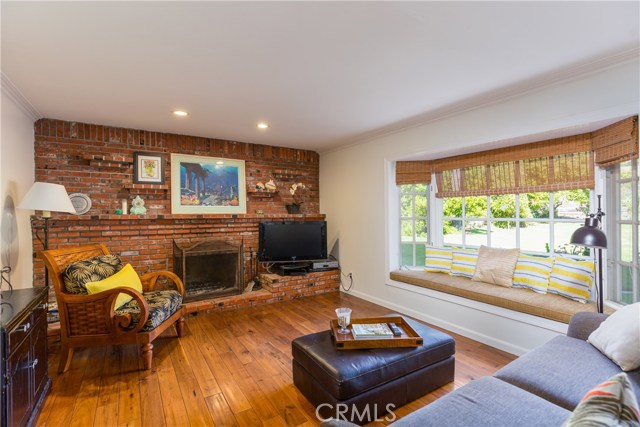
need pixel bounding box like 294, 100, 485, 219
63, 255, 123, 294
115, 290, 183, 332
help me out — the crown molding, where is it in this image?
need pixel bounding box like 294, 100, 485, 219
1, 72, 41, 121
321, 47, 640, 155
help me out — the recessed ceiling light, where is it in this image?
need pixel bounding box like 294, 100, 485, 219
173, 110, 189, 117
257, 122, 269, 129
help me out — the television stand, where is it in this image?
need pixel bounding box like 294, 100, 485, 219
277, 263, 311, 276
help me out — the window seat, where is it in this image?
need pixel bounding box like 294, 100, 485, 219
390, 270, 610, 323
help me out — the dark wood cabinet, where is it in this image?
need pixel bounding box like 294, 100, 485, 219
1, 288, 50, 427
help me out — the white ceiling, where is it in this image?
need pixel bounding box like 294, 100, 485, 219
2, 1, 639, 153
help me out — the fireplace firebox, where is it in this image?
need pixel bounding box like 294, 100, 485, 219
173, 239, 244, 302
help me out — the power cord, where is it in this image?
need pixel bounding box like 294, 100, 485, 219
263, 262, 275, 274
340, 271, 353, 292
1, 266, 13, 298
2, 236, 14, 296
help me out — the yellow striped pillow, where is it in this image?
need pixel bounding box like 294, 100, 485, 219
548, 257, 594, 303
451, 248, 479, 278
512, 254, 554, 294
425, 246, 453, 274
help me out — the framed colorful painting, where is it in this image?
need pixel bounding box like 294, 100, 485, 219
170, 154, 246, 214
133, 151, 165, 184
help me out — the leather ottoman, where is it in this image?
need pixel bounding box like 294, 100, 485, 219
292, 316, 455, 424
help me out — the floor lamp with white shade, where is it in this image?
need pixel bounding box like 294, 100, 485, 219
17, 182, 76, 286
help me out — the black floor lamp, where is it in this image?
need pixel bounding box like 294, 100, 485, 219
570, 196, 608, 313
18, 182, 76, 286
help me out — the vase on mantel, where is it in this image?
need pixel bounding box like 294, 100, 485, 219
286, 203, 301, 214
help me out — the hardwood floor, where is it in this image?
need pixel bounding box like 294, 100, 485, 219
37, 292, 516, 426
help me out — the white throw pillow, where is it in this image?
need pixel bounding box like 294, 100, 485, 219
588, 303, 640, 372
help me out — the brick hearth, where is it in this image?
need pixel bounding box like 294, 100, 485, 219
184, 270, 341, 315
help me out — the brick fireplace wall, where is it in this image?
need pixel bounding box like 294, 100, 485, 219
32, 119, 333, 310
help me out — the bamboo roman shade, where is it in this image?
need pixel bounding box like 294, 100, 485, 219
396, 160, 433, 185
395, 116, 637, 197
591, 116, 638, 167
434, 134, 594, 198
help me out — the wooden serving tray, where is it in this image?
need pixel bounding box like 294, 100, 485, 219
329, 316, 423, 350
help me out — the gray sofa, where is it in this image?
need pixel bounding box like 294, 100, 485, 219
323, 312, 640, 427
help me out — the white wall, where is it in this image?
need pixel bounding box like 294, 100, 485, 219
1, 86, 36, 289
320, 60, 640, 354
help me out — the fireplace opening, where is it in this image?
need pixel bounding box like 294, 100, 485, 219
173, 239, 244, 302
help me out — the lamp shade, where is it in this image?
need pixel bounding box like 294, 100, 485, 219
570, 217, 608, 249
17, 182, 76, 216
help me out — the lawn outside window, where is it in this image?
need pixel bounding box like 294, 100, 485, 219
442, 190, 591, 258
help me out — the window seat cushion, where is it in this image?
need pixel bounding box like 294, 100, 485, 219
390, 270, 607, 323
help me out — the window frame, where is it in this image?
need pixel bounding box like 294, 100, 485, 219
607, 159, 639, 305
399, 184, 430, 267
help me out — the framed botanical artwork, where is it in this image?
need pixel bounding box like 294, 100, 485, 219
133, 151, 165, 184
170, 154, 246, 214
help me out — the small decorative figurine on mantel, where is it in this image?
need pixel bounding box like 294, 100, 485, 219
130, 195, 147, 215
286, 182, 307, 214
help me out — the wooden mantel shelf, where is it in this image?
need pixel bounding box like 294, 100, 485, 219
122, 183, 170, 191
247, 190, 278, 198
81, 154, 133, 163
81, 154, 133, 168
40, 213, 326, 221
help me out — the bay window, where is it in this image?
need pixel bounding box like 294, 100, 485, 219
395, 116, 638, 287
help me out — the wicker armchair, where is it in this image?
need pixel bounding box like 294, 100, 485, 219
40, 244, 185, 372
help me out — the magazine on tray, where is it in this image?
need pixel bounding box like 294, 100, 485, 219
351, 323, 394, 339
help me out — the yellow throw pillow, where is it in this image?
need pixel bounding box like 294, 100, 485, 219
512, 254, 554, 294
548, 257, 594, 303
451, 248, 479, 278
85, 263, 143, 309
425, 246, 453, 274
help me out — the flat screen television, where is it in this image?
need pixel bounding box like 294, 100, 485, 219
259, 221, 327, 262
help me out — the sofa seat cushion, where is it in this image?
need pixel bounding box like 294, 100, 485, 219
291, 316, 455, 400
494, 335, 640, 410
390, 270, 604, 323
115, 290, 182, 332
390, 376, 571, 427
